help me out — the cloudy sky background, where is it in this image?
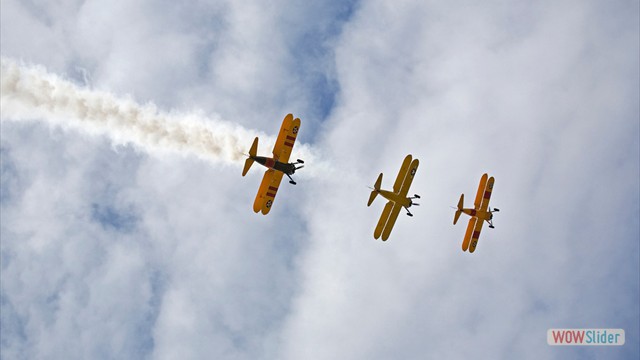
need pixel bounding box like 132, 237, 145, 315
1, 0, 638, 359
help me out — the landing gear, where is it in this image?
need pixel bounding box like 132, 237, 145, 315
405, 207, 414, 217
488, 207, 498, 228
286, 173, 297, 185
409, 194, 420, 207
292, 160, 304, 172
284, 159, 304, 185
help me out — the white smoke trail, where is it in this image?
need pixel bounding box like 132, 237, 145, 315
0, 57, 320, 170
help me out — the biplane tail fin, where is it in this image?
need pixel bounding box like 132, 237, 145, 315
453, 194, 464, 225
242, 137, 259, 176
368, 173, 383, 206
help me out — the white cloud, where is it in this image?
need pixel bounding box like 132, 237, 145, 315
1, 1, 638, 359
280, 1, 639, 359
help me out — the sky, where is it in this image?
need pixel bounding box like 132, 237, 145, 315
1, 1, 639, 359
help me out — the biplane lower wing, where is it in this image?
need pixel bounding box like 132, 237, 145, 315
479, 176, 495, 212
468, 218, 484, 253
272, 114, 300, 163
253, 169, 284, 215
381, 203, 402, 241
474, 173, 488, 209
374, 201, 394, 239
272, 114, 293, 160
399, 159, 419, 197
462, 217, 477, 252
393, 155, 413, 194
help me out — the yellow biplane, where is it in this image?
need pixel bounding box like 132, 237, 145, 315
367, 154, 420, 241
453, 173, 499, 253
242, 114, 304, 215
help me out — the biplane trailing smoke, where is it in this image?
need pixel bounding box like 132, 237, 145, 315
242, 114, 304, 215
453, 173, 499, 253
367, 154, 420, 241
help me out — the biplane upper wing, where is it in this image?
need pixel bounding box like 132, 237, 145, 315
474, 173, 488, 209
462, 217, 477, 251
478, 176, 495, 212
399, 158, 419, 197
381, 202, 402, 241
393, 155, 413, 194
374, 201, 394, 239
468, 218, 484, 253
253, 169, 285, 215
272, 114, 300, 163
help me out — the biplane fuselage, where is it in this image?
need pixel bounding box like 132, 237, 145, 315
252, 156, 298, 175
461, 208, 493, 221
377, 189, 413, 208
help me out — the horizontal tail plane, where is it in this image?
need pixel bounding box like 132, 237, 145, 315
242, 137, 259, 176
453, 193, 464, 225
368, 173, 383, 206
